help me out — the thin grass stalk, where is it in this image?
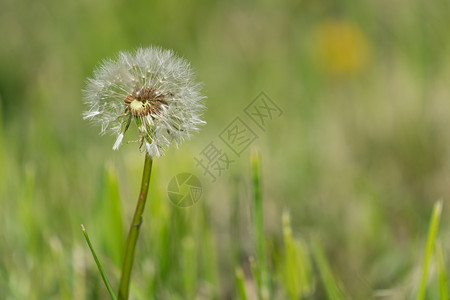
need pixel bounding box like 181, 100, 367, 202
236, 267, 249, 300
251, 150, 269, 299
81, 224, 118, 300
436, 241, 448, 300
417, 200, 443, 300
312, 240, 344, 300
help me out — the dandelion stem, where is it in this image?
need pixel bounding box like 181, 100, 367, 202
118, 154, 153, 300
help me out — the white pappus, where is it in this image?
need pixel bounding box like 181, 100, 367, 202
83, 47, 206, 158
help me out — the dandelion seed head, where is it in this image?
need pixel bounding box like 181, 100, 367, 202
83, 47, 206, 158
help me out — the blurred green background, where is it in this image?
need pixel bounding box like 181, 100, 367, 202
1, 0, 450, 299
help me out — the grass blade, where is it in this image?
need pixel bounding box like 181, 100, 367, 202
281, 211, 314, 299
251, 150, 269, 299
417, 200, 443, 300
252, 150, 264, 271
182, 236, 197, 299
81, 224, 118, 300
98, 164, 124, 267
312, 240, 345, 300
436, 241, 448, 300
236, 267, 249, 300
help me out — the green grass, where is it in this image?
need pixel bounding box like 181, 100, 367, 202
436, 241, 448, 300
251, 150, 270, 300
417, 200, 444, 300
235, 267, 248, 300
81, 224, 117, 300
1, 0, 450, 298
280, 211, 313, 299
312, 240, 345, 300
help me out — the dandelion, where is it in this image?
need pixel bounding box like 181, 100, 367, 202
83, 47, 205, 158
81, 47, 206, 300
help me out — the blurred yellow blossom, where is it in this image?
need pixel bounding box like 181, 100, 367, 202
311, 19, 371, 76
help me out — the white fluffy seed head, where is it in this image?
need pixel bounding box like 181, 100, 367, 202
82, 47, 206, 158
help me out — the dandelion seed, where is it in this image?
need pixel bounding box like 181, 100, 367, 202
83, 47, 206, 158
113, 133, 124, 150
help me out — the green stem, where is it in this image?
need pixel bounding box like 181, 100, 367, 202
251, 150, 268, 299
417, 200, 443, 300
252, 152, 263, 268
236, 267, 248, 300
81, 224, 118, 300
118, 154, 153, 300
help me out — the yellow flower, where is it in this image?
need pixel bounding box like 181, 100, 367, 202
312, 20, 370, 76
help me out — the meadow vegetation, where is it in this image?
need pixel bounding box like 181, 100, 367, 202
1, 0, 449, 299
